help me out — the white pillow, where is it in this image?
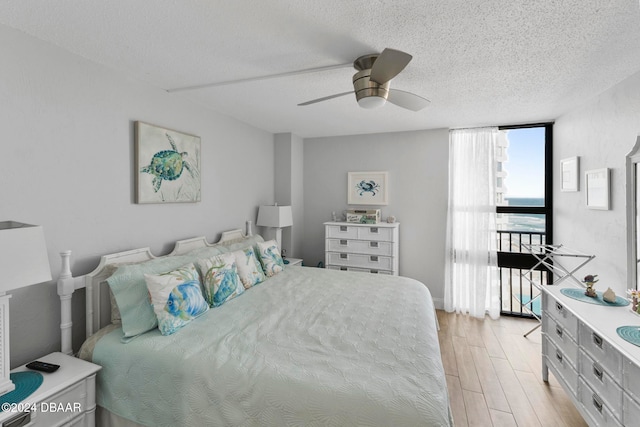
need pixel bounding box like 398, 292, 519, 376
233, 247, 266, 289
256, 240, 285, 277
144, 263, 209, 336
197, 253, 244, 307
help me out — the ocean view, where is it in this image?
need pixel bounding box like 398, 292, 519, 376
500, 197, 545, 233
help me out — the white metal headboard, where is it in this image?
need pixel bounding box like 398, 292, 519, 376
56, 228, 248, 355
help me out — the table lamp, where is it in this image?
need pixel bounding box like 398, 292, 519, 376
256, 205, 293, 250
0, 221, 52, 396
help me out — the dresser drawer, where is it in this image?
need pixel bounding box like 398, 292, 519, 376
544, 314, 579, 363
578, 321, 622, 379
623, 357, 640, 401
326, 225, 358, 239
544, 335, 579, 395
543, 297, 578, 340
578, 378, 623, 427
327, 265, 393, 275
623, 392, 640, 427
326, 239, 393, 256
579, 349, 623, 421
357, 226, 394, 242
327, 252, 393, 271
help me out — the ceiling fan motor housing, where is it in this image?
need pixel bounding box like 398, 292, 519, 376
352, 69, 390, 107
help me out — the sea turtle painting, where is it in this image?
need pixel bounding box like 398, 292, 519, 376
140, 133, 195, 192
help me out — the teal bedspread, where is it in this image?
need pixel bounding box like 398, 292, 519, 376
92, 266, 452, 426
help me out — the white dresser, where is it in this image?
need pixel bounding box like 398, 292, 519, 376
542, 286, 640, 426
324, 221, 399, 275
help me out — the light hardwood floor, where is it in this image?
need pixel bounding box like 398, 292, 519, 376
437, 310, 588, 427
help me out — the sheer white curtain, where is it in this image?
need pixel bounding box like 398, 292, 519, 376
444, 127, 500, 319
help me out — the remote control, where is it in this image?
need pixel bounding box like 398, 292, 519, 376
26, 360, 60, 373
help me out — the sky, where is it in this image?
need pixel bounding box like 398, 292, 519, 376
502, 127, 546, 198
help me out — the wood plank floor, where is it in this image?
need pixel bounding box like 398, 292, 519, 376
437, 310, 587, 427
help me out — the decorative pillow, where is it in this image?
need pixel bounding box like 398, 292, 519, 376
233, 248, 266, 289
197, 253, 244, 307
256, 240, 285, 277
144, 263, 209, 336
107, 255, 191, 341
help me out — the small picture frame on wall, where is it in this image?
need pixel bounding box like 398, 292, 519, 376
347, 171, 389, 205
585, 168, 610, 210
560, 156, 579, 192
135, 121, 201, 204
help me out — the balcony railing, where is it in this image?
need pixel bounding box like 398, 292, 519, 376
497, 230, 547, 317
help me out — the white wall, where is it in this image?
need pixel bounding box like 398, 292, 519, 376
302, 129, 449, 305
1, 25, 274, 366
554, 70, 640, 296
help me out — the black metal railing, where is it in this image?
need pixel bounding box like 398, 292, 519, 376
497, 230, 547, 317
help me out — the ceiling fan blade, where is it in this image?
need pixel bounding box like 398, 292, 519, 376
298, 91, 354, 106
167, 62, 352, 92
387, 89, 430, 111
369, 48, 412, 84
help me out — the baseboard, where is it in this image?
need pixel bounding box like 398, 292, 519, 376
432, 297, 444, 310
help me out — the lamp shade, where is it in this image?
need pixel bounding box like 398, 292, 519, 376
256, 206, 293, 228
0, 221, 52, 293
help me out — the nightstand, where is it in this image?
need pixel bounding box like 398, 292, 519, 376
0, 352, 101, 427
284, 257, 303, 266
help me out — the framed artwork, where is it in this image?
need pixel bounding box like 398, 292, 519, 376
560, 156, 579, 192
347, 171, 389, 205
135, 121, 201, 204
585, 168, 610, 210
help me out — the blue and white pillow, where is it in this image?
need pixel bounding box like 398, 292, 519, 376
256, 240, 285, 277
233, 247, 266, 289
144, 263, 209, 336
197, 253, 244, 307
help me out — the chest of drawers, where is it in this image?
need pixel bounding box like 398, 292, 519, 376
542, 287, 640, 426
324, 221, 399, 275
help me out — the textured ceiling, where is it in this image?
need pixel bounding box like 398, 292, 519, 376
2, 1, 640, 137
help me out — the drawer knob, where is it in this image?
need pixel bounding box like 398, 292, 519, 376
339, 240, 348, 245
556, 350, 563, 363
555, 302, 563, 312
555, 326, 563, 338
593, 363, 604, 381
4, 412, 31, 427
592, 393, 603, 413
592, 333, 603, 349
340, 253, 348, 259
371, 269, 379, 274
371, 227, 379, 233
370, 255, 379, 262
340, 226, 348, 232
370, 241, 379, 248
340, 266, 348, 271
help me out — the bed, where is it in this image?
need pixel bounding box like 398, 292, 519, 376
58, 229, 452, 427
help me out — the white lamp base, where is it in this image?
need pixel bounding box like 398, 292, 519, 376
0, 294, 13, 397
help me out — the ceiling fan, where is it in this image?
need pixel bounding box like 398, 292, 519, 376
167, 48, 429, 111
298, 48, 430, 112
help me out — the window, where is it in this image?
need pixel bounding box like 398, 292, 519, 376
496, 123, 553, 317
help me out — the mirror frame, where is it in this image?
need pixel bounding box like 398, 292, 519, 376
626, 135, 640, 290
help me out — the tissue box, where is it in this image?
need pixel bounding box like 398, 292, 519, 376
346, 209, 380, 224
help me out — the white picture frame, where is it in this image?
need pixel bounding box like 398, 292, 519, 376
347, 171, 389, 205
585, 168, 610, 210
560, 156, 579, 192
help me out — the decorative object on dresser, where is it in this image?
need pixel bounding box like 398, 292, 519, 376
585, 167, 611, 210
541, 285, 640, 426
0, 221, 51, 397
347, 171, 389, 205
0, 352, 101, 427
256, 204, 293, 250
135, 121, 201, 204
324, 221, 399, 275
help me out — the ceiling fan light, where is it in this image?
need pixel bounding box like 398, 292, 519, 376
357, 96, 387, 109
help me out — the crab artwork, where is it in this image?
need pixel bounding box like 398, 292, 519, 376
356, 180, 381, 196
140, 133, 194, 192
